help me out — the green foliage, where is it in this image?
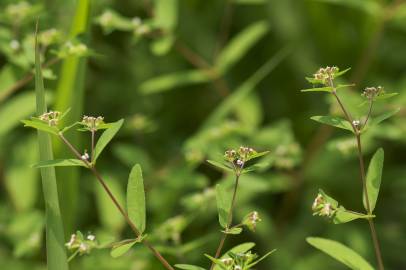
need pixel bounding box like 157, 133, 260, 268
32, 158, 87, 168
310, 115, 353, 132
306, 237, 374, 270
110, 239, 139, 258
93, 119, 124, 162
127, 164, 146, 234
216, 183, 233, 229
363, 148, 384, 213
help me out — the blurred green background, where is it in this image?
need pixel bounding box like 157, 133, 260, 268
0, 0, 405, 269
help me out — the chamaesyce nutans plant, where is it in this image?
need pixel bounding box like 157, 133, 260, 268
302, 66, 399, 270
23, 32, 276, 270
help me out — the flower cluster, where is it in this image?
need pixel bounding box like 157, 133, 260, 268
217, 251, 259, 270
81, 116, 104, 131
39, 111, 61, 126
312, 193, 336, 218
313, 66, 338, 85
224, 146, 257, 169
361, 86, 384, 100
242, 211, 262, 232
65, 231, 97, 256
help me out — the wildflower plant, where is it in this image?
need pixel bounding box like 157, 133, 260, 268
302, 66, 399, 270
22, 31, 276, 270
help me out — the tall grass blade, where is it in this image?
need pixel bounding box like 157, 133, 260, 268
34, 25, 69, 270
53, 0, 91, 234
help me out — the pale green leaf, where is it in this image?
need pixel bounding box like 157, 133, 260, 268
307, 237, 374, 270
152, 0, 178, 55
216, 184, 233, 228
370, 108, 400, 126
247, 249, 276, 267
213, 242, 255, 270
33, 159, 87, 168
333, 207, 374, 224
363, 148, 384, 212
127, 164, 146, 234
175, 264, 206, 270
216, 20, 269, 73
222, 227, 242, 235
94, 119, 124, 162
110, 239, 139, 258
311, 115, 353, 132
22, 119, 59, 135
301, 86, 333, 92
207, 160, 234, 173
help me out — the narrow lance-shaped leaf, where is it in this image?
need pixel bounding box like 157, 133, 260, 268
175, 264, 206, 270
216, 20, 270, 73
215, 184, 233, 228
127, 164, 146, 234
33, 159, 87, 168
207, 160, 234, 173
307, 237, 374, 270
311, 115, 353, 132
363, 148, 384, 213
334, 207, 374, 224
34, 26, 69, 270
93, 119, 124, 162
110, 239, 140, 258
22, 119, 59, 135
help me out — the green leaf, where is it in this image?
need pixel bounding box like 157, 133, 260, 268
216, 20, 270, 73
152, 0, 178, 55
318, 189, 338, 208
246, 150, 270, 161
213, 243, 255, 270
203, 46, 291, 128
333, 207, 374, 224
127, 164, 146, 234
34, 26, 69, 270
175, 264, 206, 270
336, 83, 355, 89
22, 119, 59, 135
301, 86, 333, 92
311, 115, 353, 132
370, 108, 400, 126
333, 67, 351, 78
139, 69, 213, 94
247, 249, 276, 267
216, 184, 233, 229
33, 159, 87, 168
110, 239, 139, 258
207, 160, 234, 173
314, 0, 381, 16
306, 237, 374, 270
93, 119, 124, 162
222, 227, 242, 235
363, 148, 384, 213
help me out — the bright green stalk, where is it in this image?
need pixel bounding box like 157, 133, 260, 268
34, 25, 69, 270
53, 0, 91, 234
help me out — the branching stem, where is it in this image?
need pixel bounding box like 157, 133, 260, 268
327, 78, 384, 270
58, 133, 175, 270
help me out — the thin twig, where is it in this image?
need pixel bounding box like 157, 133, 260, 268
209, 173, 240, 270
58, 133, 175, 270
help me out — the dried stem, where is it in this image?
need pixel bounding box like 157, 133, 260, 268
58, 133, 175, 270
209, 173, 240, 270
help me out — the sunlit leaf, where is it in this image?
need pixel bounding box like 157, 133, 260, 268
175, 264, 206, 270
22, 119, 59, 135
32, 159, 87, 168
207, 160, 234, 173
301, 86, 333, 92
222, 227, 242, 235
311, 115, 353, 132
110, 239, 139, 258
307, 237, 374, 270
247, 249, 276, 267
333, 207, 374, 224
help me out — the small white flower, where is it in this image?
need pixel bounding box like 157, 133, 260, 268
87, 234, 95, 241
352, 120, 360, 127
236, 159, 244, 167
79, 242, 89, 253
81, 152, 90, 160
132, 17, 142, 27
66, 234, 76, 248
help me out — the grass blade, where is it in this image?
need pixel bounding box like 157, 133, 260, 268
53, 0, 91, 234
34, 25, 69, 270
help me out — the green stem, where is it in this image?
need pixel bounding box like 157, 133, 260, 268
328, 77, 384, 270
